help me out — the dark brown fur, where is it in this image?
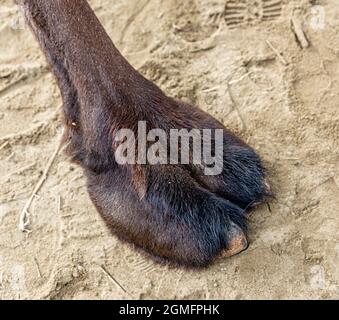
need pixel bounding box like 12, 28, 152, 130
17, 0, 270, 267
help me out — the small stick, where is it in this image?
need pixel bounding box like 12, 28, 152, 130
229, 72, 253, 85
266, 202, 272, 213
155, 271, 166, 298
100, 265, 130, 296
56, 195, 61, 215
5, 153, 14, 161
227, 81, 248, 132
0, 141, 9, 151
291, 17, 309, 49
69, 173, 83, 183
202, 86, 219, 93
33, 257, 42, 278
18, 130, 64, 232
266, 40, 288, 65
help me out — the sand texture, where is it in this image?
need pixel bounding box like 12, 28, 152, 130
0, 0, 338, 299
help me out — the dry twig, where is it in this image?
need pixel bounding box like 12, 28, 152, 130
56, 195, 61, 216
226, 72, 248, 132
33, 257, 42, 278
100, 265, 130, 297
291, 17, 309, 49
266, 40, 288, 65
0, 141, 9, 151
18, 130, 64, 232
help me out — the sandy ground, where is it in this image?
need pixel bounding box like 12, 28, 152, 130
0, 0, 338, 300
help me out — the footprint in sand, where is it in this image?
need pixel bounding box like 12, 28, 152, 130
224, 0, 282, 28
